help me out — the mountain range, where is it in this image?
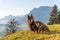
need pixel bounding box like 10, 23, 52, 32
0, 6, 52, 25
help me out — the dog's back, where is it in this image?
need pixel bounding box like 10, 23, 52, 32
35, 21, 50, 32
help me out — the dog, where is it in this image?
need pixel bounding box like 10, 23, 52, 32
27, 14, 50, 33
27, 14, 38, 33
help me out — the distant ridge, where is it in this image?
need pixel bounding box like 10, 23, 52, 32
0, 6, 52, 24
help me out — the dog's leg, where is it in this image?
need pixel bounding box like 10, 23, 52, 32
38, 27, 41, 34
30, 29, 32, 34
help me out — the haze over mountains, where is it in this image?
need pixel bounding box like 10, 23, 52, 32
0, 6, 52, 24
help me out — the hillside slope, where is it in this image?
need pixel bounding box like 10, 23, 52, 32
0, 24, 60, 40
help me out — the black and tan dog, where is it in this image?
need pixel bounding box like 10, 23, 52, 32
27, 14, 50, 33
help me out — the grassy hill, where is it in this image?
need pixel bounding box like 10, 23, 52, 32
0, 24, 60, 40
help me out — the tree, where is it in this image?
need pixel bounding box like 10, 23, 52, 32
48, 5, 58, 25
57, 11, 60, 24
57, 14, 60, 23
6, 18, 20, 35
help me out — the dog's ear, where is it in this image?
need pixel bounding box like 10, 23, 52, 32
31, 14, 33, 18
31, 14, 32, 16
27, 15, 29, 19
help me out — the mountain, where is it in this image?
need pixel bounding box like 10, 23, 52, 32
0, 6, 52, 24
29, 6, 52, 23
0, 15, 26, 24
22, 6, 52, 24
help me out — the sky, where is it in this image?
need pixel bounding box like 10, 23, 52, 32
0, 0, 60, 18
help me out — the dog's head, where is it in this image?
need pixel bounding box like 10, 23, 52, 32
27, 14, 34, 25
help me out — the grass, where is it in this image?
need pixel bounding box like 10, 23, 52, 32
0, 24, 60, 40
